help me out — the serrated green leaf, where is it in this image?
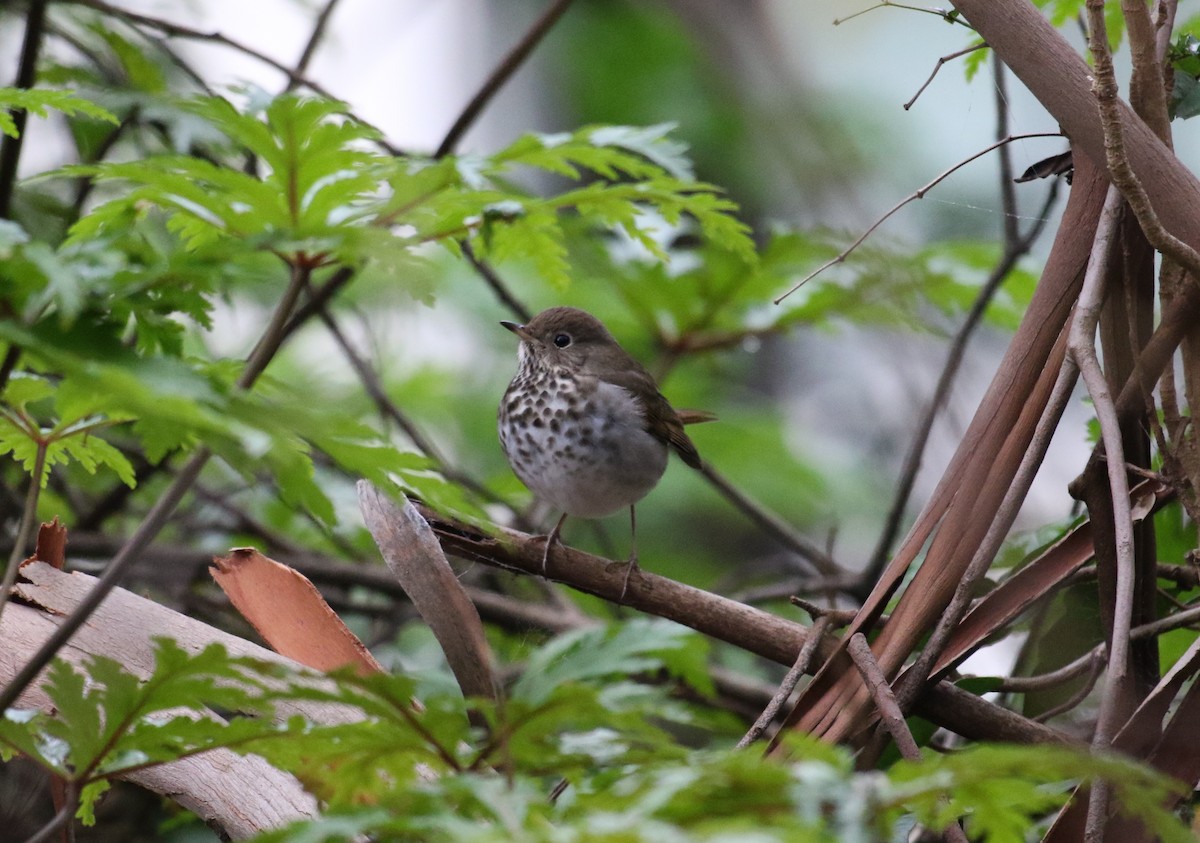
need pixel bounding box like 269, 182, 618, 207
963, 41, 990, 82
60, 433, 137, 488
93, 26, 167, 93
0, 87, 117, 138
3, 372, 55, 407
512, 619, 710, 707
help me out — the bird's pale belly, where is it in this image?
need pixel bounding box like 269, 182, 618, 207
499, 382, 668, 518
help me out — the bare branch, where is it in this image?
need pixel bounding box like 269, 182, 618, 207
904, 44, 987, 111
316, 304, 506, 509
698, 462, 844, 579
418, 505, 1074, 746
1032, 656, 1106, 723
291, 0, 345, 87
773, 132, 1063, 303
846, 633, 920, 760
462, 241, 532, 322
834, 1, 974, 29
861, 181, 1061, 588
993, 57, 1020, 248
1069, 185, 1127, 842
990, 647, 1105, 693
435, 0, 574, 158
738, 616, 832, 748
68, 0, 341, 100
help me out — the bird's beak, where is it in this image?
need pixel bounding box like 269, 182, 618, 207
500, 321, 536, 343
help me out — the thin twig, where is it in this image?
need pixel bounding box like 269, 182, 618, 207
846, 633, 920, 760
991, 647, 1105, 693
430, 0, 575, 321
847, 633, 968, 843
1032, 655, 1106, 723
728, 576, 862, 605
22, 799, 75, 843
315, 304, 506, 509
280, 266, 356, 339
1069, 187, 1128, 843
834, 1, 974, 28
904, 43, 987, 110
68, 0, 341, 100
1154, 1, 1179, 67
698, 462, 843, 578
462, 241, 532, 322
859, 181, 1060, 588
0, 443, 47, 630
434, 0, 574, 158
290, 0, 344, 87
1122, 0, 1172, 142
993, 58, 1020, 248
1127, 602, 1200, 639
737, 616, 832, 748
70, 109, 138, 218
0, 344, 21, 396
1083, 1, 1200, 282
789, 596, 859, 626
773, 132, 1063, 303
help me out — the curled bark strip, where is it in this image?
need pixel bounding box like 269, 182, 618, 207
211, 547, 383, 677
358, 482, 498, 701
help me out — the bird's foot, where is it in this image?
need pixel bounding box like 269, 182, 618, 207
618, 555, 640, 605
539, 535, 556, 577
539, 515, 568, 579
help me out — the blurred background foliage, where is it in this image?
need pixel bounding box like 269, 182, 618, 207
0, 0, 1104, 715
6, 0, 1200, 839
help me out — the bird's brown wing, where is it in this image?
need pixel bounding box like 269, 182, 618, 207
604, 367, 704, 470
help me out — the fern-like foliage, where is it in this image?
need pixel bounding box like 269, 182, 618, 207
0, 87, 117, 138
2, 92, 756, 525
0, 640, 288, 824
2, 625, 1190, 841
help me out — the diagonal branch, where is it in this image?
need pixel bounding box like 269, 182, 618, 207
290, 0, 345, 87
773, 132, 1063, 303
68, 0, 341, 100
435, 0, 574, 158
859, 181, 1060, 591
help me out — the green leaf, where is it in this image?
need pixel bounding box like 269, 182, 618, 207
2, 372, 55, 407
0, 87, 117, 138
93, 26, 167, 93
512, 619, 712, 707
962, 40, 991, 82
1172, 69, 1200, 119
0, 638, 293, 822
58, 432, 137, 488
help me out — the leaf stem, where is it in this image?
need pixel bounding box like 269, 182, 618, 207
0, 440, 48, 630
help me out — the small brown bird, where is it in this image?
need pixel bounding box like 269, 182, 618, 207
498, 307, 704, 599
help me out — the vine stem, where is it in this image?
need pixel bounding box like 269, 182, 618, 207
1073, 184, 1132, 843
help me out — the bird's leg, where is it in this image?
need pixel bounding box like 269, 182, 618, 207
542, 513, 568, 576
618, 504, 640, 603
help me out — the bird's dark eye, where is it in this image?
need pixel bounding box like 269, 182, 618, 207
553, 333, 572, 348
